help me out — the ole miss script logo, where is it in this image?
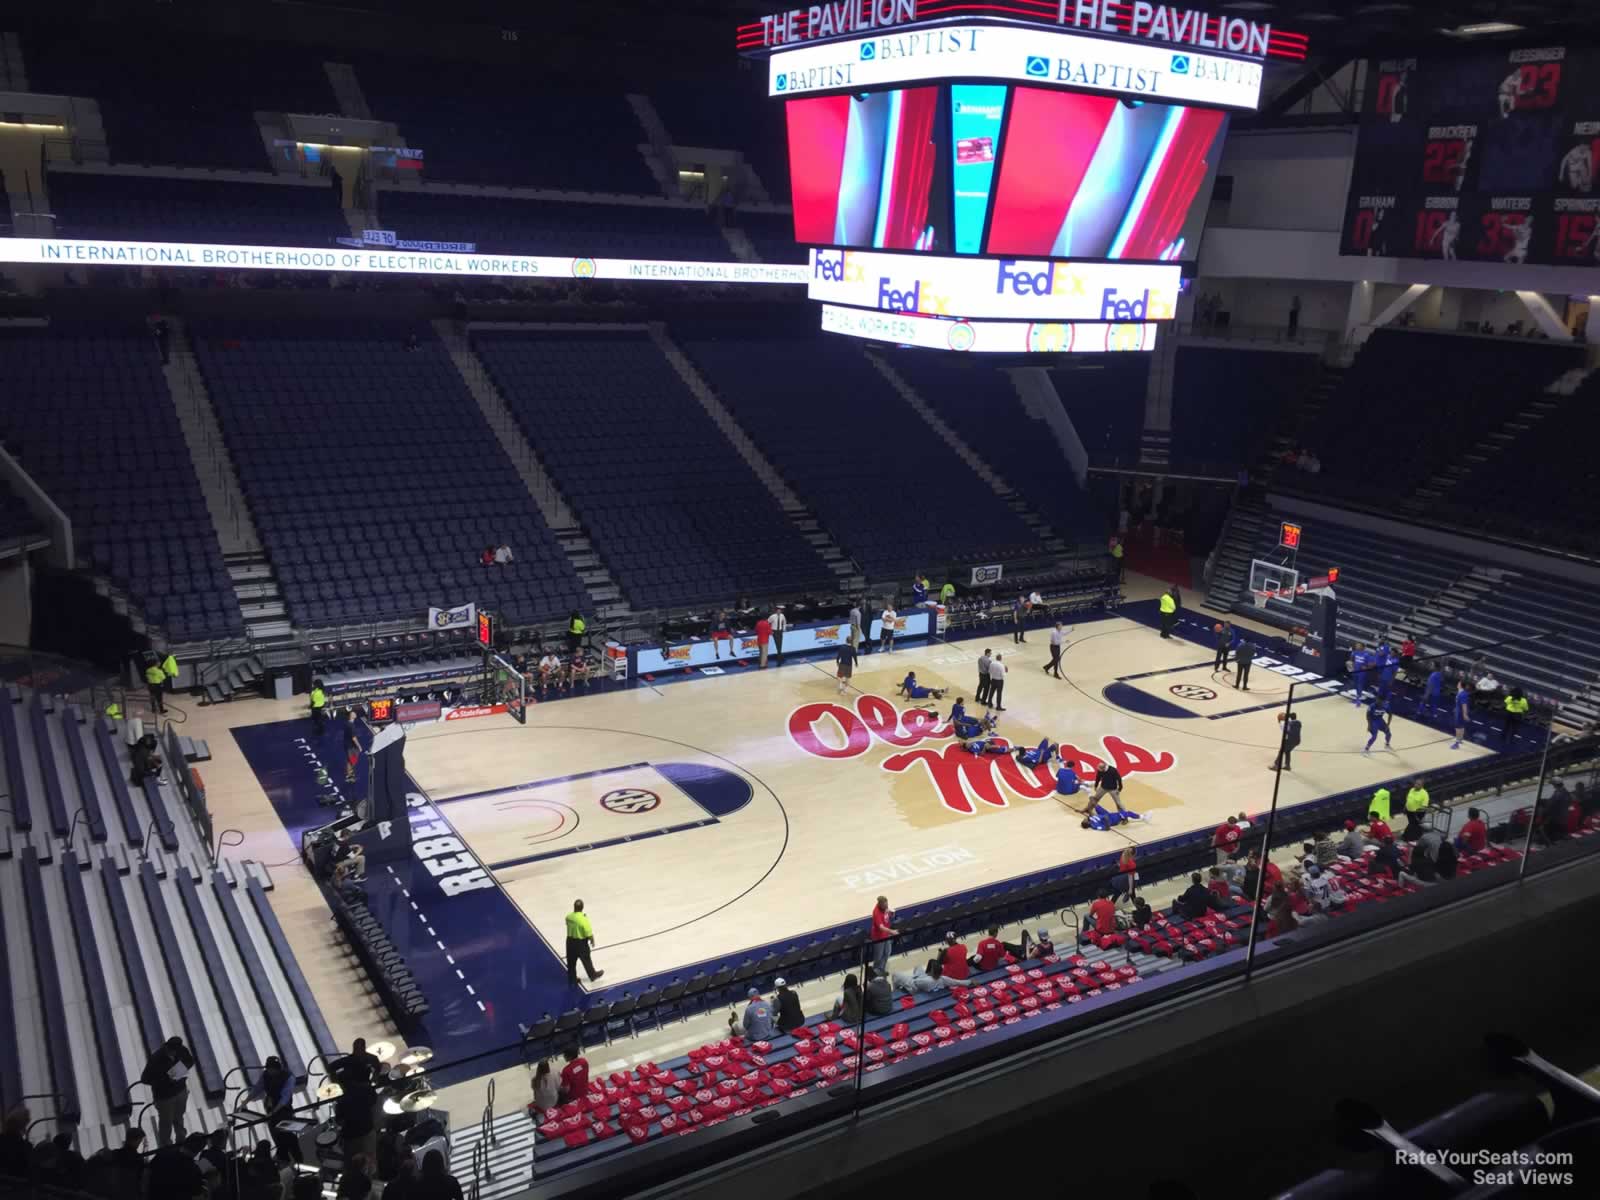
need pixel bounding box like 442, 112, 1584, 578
787, 694, 1176, 816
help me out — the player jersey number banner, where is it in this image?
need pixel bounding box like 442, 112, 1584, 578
1341, 45, 1600, 267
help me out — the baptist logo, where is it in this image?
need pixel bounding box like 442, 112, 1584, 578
878, 276, 952, 315
1171, 54, 1191, 75
1025, 55, 1050, 78
973, 564, 1003, 585
776, 74, 787, 91
813, 249, 866, 284
995, 259, 1087, 298
860, 41, 877, 61
571, 257, 597, 278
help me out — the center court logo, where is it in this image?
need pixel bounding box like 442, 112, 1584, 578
1025, 55, 1049, 77
600, 788, 660, 814
1169, 684, 1217, 701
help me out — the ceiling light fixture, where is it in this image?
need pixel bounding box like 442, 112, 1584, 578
1442, 21, 1526, 37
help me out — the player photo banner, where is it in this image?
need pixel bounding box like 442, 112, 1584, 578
1340, 45, 1600, 267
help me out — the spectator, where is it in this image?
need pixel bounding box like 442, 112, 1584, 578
1370, 836, 1406, 880
1457, 807, 1489, 854
36, 1130, 85, 1190
1236, 847, 1280, 898
1177, 872, 1223, 919
557, 1046, 589, 1104
1087, 889, 1123, 935
479, 546, 496, 567
1405, 779, 1431, 814
147, 1132, 207, 1199
1411, 828, 1455, 881
742, 987, 776, 1040
529, 1059, 559, 1115
1115, 846, 1138, 901
142, 1035, 197, 1147
1339, 819, 1366, 859
1313, 830, 1337, 866
869, 895, 897, 973
939, 932, 971, 980
880, 603, 898, 652
891, 960, 953, 993
1399, 635, 1417, 675
1543, 780, 1573, 842
1212, 814, 1242, 864
972, 926, 1007, 972
245, 1054, 301, 1163
1264, 887, 1298, 936
385, 1156, 420, 1200
415, 1149, 465, 1200
1301, 863, 1346, 913
492, 542, 513, 564
832, 974, 864, 1023
1401, 807, 1428, 844
332, 827, 366, 886
130, 732, 165, 787
0, 1108, 31, 1179
864, 969, 894, 1016
1206, 866, 1232, 901
1031, 928, 1055, 956
911, 574, 928, 605
1130, 894, 1153, 928
1367, 812, 1393, 844
335, 1076, 377, 1164
774, 978, 805, 1034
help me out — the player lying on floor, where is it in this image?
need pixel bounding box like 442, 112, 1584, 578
945, 699, 994, 741
897, 671, 947, 702
1014, 738, 1057, 768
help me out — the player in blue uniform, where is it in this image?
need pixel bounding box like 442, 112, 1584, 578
1452, 680, 1472, 749
1349, 643, 1370, 704
1014, 738, 1055, 768
1424, 666, 1444, 712
897, 671, 947, 703
1362, 699, 1392, 754
1377, 644, 1398, 697
1055, 763, 1080, 796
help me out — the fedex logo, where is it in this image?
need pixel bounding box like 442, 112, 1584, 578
877, 276, 952, 315
813, 250, 867, 284
1100, 288, 1157, 320
995, 259, 1088, 298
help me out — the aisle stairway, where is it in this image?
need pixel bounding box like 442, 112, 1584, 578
0, 687, 336, 1156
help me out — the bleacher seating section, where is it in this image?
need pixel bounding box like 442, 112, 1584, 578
1049, 360, 1149, 464
48, 172, 349, 249
0, 478, 43, 547
470, 330, 836, 609
892, 358, 1100, 545
1232, 513, 1600, 719
649, 77, 791, 201
1438, 368, 1600, 553
0, 323, 243, 642
189, 319, 588, 628
1294, 330, 1582, 502
0, 690, 334, 1152
23, 31, 337, 171
351, 56, 655, 194
735, 211, 805, 264
373, 189, 731, 260
1169, 347, 1321, 469
681, 334, 1044, 577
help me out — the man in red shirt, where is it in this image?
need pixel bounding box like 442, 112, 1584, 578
972, 926, 1006, 972
1366, 813, 1393, 844
1087, 890, 1120, 935
755, 615, 773, 668
1457, 807, 1488, 854
1213, 816, 1242, 865
557, 1047, 589, 1104
869, 896, 897, 974
939, 932, 970, 981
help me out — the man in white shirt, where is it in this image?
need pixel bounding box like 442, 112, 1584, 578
537, 652, 562, 691
879, 606, 897, 652
493, 543, 514, 564
769, 606, 788, 665
848, 602, 863, 651
988, 654, 1007, 710
1043, 622, 1066, 679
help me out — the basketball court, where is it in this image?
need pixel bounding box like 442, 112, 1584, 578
197, 592, 1495, 1089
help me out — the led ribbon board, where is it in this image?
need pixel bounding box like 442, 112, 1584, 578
808, 247, 1181, 321
820, 302, 1158, 351
769, 24, 1263, 110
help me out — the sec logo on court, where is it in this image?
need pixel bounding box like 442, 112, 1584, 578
600, 787, 661, 814
1169, 684, 1218, 701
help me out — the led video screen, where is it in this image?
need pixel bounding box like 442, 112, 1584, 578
786, 84, 1228, 260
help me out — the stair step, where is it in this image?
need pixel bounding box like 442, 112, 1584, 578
247, 619, 294, 640
241, 600, 286, 620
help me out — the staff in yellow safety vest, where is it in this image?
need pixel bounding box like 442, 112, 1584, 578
1405, 780, 1430, 814
104, 699, 123, 721
1158, 586, 1178, 639
160, 652, 179, 685
566, 611, 587, 655
1110, 537, 1125, 581
309, 679, 328, 736
1503, 688, 1530, 744
143, 658, 167, 715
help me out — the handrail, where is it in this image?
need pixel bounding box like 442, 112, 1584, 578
141, 819, 166, 857
213, 828, 245, 865
63, 806, 88, 852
